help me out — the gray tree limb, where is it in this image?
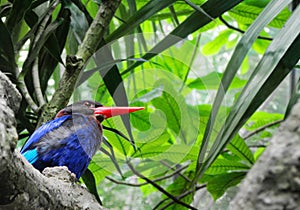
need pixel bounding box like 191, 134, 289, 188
231, 101, 300, 210
0, 72, 103, 210
37, 0, 122, 127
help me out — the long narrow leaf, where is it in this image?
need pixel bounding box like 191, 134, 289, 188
81, 169, 102, 205
195, 0, 293, 171
106, 0, 176, 42
121, 0, 243, 76
0, 18, 16, 76
203, 4, 300, 177
93, 45, 136, 149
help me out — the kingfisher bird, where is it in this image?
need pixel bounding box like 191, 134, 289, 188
20, 100, 143, 179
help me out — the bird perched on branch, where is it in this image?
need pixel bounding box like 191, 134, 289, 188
20, 100, 143, 179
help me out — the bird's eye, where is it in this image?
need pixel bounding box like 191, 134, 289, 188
84, 101, 91, 107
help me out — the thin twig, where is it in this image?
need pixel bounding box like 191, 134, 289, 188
243, 119, 283, 140
32, 58, 46, 106
154, 185, 206, 210
106, 164, 188, 187
127, 162, 197, 210
160, 161, 191, 182
219, 16, 273, 41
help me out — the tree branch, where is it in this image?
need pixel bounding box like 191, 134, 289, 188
0, 71, 103, 209
106, 164, 188, 187
38, 0, 122, 126
127, 161, 197, 210
243, 119, 283, 140
153, 185, 206, 210
32, 57, 46, 106
219, 15, 273, 41
231, 101, 300, 209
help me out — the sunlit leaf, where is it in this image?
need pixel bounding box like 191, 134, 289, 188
207, 172, 246, 200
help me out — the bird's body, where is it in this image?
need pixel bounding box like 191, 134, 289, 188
21, 114, 102, 178
20, 100, 143, 179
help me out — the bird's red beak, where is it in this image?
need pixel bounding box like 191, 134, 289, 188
93, 106, 144, 119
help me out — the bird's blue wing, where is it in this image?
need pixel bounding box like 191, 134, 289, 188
20, 115, 71, 153
22, 149, 38, 164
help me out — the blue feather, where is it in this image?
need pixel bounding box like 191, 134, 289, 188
22, 149, 38, 164
21, 114, 102, 179
21, 115, 71, 153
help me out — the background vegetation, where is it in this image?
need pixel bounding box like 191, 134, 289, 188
1, 0, 300, 209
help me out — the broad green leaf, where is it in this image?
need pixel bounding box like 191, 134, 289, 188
227, 135, 254, 164
206, 158, 250, 175
130, 110, 151, 131
0, 18, 16, 75
201, 30, 232, 55
103, 123, 133, 157
245, 111, 283, 131
254, 147, 265, 160
5, 0, 31, 33
244, 0, 270, 8
88, 157, 114, 185
206, 172, 246, 200
229, 3, 291, 28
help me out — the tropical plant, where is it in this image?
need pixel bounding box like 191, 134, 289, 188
1, 0, 299, 209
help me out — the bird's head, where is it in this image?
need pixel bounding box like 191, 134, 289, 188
55, 100, 144, 122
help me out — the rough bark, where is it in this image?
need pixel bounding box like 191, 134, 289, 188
231, 102, 300, 210
38, 0, 122, 126
0, 72, 103, 210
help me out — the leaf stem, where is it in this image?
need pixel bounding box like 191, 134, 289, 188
127, 161, 197, 210
219, 16, 273, 41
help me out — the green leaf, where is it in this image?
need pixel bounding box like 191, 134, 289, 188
0, 18, 16, 76
207, 172, 246, 200
245, 111, 283, 131
195, 0, 293, 175
20, 19, 64, 77
229, 3, 291, 28
88, 155, 116, 184
163, 175, 194, 209
227, 135, 254, 164
92, 45, 137, 150
5, 0, 31, 32
203, 0, 300, 179
39, 7, 71, 92
244, 0, 270, 8
81, 168, 102, 205
122, 0, 243, 75
201, 30, 232, 55
206, 158, 250, 175
187, 72, 246, 90
106, 0, 176, 42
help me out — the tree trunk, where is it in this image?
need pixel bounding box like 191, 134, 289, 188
231, 101, 300, 210
0, 71, 103, 210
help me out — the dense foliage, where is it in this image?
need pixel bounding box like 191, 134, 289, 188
1, 0, 300, 209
